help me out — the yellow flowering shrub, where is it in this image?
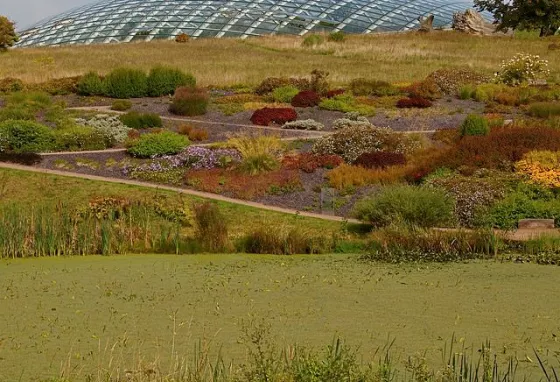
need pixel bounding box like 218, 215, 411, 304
515, 150, 560, 188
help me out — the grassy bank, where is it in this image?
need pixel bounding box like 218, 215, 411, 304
0, 255, 558, 380
0, 167, 346, 238
2, 32, 559, 86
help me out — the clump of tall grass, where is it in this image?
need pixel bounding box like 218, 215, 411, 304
236, 225, 332, 254
0, 198, 192, 258
193, 201, 229, 252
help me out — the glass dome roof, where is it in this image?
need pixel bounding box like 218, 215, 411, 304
17, 0, 488, 47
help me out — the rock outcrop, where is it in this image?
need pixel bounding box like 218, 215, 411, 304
418, 15, 434, 32
452, 9, 505, 35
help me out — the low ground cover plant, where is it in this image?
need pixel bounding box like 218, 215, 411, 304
404, 78, 442, 100
319, 93, 375, 115
255, 76, 310, 95
349, 78, 399, 96
250, 107, 297, 126
111, 99, 132, 111
353, 184, 455, 228
271, 85, 299, 103
53, 125, 109, 151
396, 97, 432, 108
426, 68, 490, 95
354, 151, 407, 169
282, 153, 343, 173
177, 124, 209, 141
169, 86, 209, 116
327, 163, 410, 190
119, 111, 163, 129
127, 130, 189, 158
281, 119, 324, 130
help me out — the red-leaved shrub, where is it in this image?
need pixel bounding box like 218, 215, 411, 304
396, 97, 433, 109
440, 127, 560, 171
250, 107, 298, 126
291, 90, 321, 107
354, 151, 407, 169
282, 153, 343, 173
326, 89, 346, 98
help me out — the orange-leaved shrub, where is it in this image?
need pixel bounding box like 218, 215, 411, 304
169, 87, 209, 116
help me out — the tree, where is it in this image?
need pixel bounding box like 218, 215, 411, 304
0, 16, 18, 51
474, 0, 560, 37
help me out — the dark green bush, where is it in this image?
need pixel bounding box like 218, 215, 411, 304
0, 120, 56, 153
193, 202, 229, 252
349, 78, 400, 96
103, 68, 147, 99
353, 185, 455, 228
146, 66, 196, 97
119, 111, 163, 129
460, 114, 490, 137
528, 102, 560, 118
53, 126, 110, 151
169, 87, 209, 116
111, 100, 133, 111
127, 130, 189, 158
77, 72, 105, 96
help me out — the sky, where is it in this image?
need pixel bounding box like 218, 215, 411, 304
2, 0, 94, 29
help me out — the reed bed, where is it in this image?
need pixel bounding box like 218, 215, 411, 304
0, 202, 186, 258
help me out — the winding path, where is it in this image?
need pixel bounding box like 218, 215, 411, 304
0, 162, 360, 224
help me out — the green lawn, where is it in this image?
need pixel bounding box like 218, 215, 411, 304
0, 255, 558, 380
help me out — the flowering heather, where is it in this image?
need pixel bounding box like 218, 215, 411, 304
122, 146, 241, 176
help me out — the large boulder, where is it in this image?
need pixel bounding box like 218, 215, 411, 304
418, 15, 434, 33
452, 9, 508, 35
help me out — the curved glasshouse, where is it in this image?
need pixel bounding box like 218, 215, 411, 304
17, 0, 488, 47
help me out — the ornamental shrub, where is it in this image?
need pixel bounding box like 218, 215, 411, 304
326, 89, 345, 98
177, 124, 209, 141
404, 78, 442, 100
175, 33, 189, 43
327, 163, 409, 190
354, 151, 407, 169
460, 114, 490, 137
54, 126, 110, 151
147, 66, 196, 97
309, 69, 330, 95
426, 68, 490, 95
282, 119, 324, 130
291, 90, 321, 107
77, 72, 105, 96
127, 131, 190, 158
0, 120, 56, 153
255, 77, 310, 95
250, 107, 297, 126
75, 114, 132, 143
111, 100, 133, 111
515, 150, 560, 188
119, 111, 163, 129
497, 53, 550, 86
0, 78, 24, 93
312, 125, 420, 162
169, 87, 209, 116
396, 97, 432, 108
440, 127, 560, 171
352, 185, 455, 228
332, 113, 372, 129
272, 85, 299, 103
349, 79, 399, 97
103, 68, 148, 99
528, 102, 560, 118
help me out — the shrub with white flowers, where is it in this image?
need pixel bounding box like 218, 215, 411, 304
75, 114, 132, 144
282, 119, 324, 130
496, 53, 550, 86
